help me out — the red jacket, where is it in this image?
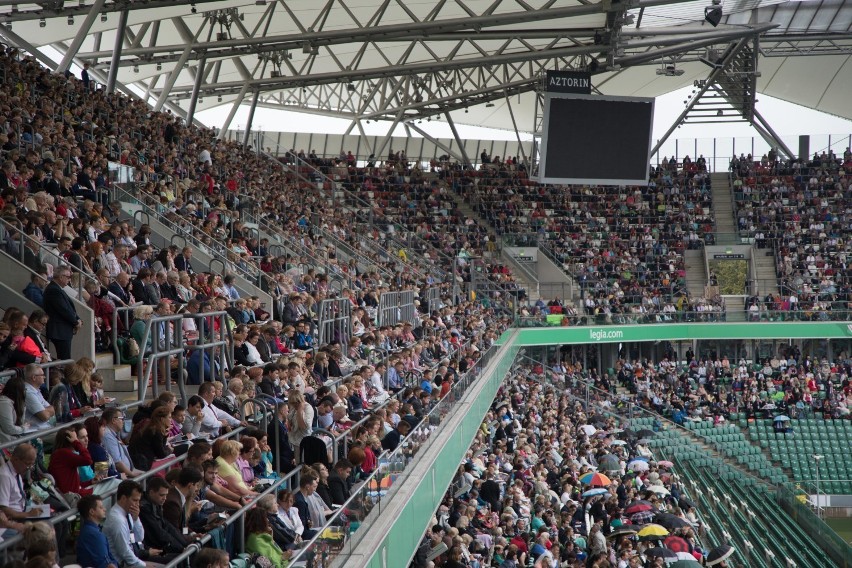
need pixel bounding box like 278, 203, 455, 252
48, 441, 93, 495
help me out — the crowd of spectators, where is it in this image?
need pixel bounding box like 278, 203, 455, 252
733, 149, 852, 321
412, 365, 718, 568
437, 155, 723, 321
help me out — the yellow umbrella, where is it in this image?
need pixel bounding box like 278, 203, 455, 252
636, 524, 670, 541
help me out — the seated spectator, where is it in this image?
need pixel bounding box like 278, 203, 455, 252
0, 376, 28, 444
102, 407, 142, 478
104, 480, 164, 568
128, 406, 172, 471
84, 416, 121, 479
49, 364, 93, 423
77, 494, 117, 568
381, 418, 412, 452
215, 440, 257, 499
22, 272, 47, 307
328, 459, 354, 505
48, 424, 95, 497
198, 382, 240, 436
22, 364, 54, 430
244, 507, 290, 568
0, 443, 42, 522
162, 466, 204, 535
276, 490, 305, 543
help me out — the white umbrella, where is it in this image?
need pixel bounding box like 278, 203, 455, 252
581, 424, 597, 436
650, 485, 671, 495
628, 460, 650, 472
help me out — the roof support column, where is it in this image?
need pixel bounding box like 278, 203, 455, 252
186, 57, 207, 126
504, 91, 529, 167
752, 108, 795, 160
407, 122, 464, 164
444, 111, 471, 166
221, 84, 249, 134
56, 0, 107, 73
243, 90, 260, 148
106, 9, 129, 94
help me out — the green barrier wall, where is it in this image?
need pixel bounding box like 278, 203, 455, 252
364, 339, 520, 568
508, 321, 852, 346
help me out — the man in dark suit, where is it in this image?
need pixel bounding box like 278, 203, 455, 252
131, 268, 156, 305
267, 402, 295, 473
43, 267, 80, 359
162, 466, 203, 535
174, 246, 194, 274
140, 476, 188, 556
327, 459, 353, 505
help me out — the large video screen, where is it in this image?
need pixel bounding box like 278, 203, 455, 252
539, 93, 654, 186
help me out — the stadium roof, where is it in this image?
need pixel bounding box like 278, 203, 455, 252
0, 0, 849, 143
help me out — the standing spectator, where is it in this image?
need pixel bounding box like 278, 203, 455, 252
43, 266, 81, 360
81, 62, 91, 90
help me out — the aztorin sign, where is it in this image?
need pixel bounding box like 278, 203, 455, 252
545, 70, 592, 94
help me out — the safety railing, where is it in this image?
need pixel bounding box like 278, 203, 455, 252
287, 343, 495, 566
377, 290, 418, 327
317, 297, 352, 349
128, 310, 233, 404
776, 482, 852, 568
162, 468, 300, 568
0, 215, 99, 299
112, 184, 268, 289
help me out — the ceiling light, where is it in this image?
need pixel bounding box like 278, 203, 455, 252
67, 16, 74, 25
191, 3, 197, 14
39, 18, 46, 27
133, 65, 139, 73
156, 62, 162, 70
705, 0, 722, 27
101, 13, 107, 22
485, 103, 495, 108
218, 95, 222, 102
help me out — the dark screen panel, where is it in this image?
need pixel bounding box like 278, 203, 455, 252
541, 95, 653, 185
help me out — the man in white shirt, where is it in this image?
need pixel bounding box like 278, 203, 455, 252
103, 480, 161, 568
22, 364, 54, 430
198, 383, 239, 436
0, 444, 42, 524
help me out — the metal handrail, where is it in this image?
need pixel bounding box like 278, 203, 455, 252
0, 215, 99, 298
113, 184, 265, 287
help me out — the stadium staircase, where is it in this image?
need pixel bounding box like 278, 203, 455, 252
684, 249, 707, 298
710, 172, 737, 244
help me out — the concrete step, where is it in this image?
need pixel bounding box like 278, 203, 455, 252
95, 351, 114, 368
101, 363, 137, 392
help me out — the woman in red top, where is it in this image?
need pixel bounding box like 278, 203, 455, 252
48, 424, 94, 496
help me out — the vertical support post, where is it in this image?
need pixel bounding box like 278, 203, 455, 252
106, 10, 129, 95
444, 111, 471, 166
243, 90, 260, 147
186, 57, 207, 125
56, 0, 108, 73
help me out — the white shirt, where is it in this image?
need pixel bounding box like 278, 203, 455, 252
278, 506, 305, 537
23, 383, 52, 430
0, 461, 27, 513
200, 400, 222, 436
